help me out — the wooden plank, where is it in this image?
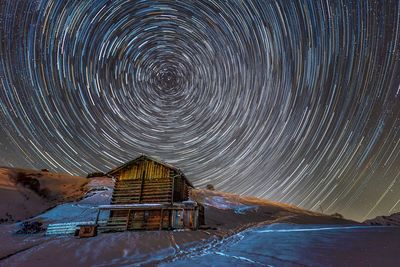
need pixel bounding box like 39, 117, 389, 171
113, 186, 141, 190
142, 181, 172, 185
116, 178, 171, 183
111, 200, 172, 204
113, 192, 172, 198
159, 209, 164, 230
112, 196, 172, 200
171, 170, 174, 204
139, 170, 145, 202
125, 210, 131, 230
112, 197, 172, 202
112, 196, 171, 201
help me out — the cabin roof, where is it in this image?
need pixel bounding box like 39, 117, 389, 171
98, 203, 166, 209
107, 154, 194, 187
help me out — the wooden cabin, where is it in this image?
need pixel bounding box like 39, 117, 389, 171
97, 155, 202, 231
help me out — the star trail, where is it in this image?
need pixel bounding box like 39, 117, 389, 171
1, 0, 400, 221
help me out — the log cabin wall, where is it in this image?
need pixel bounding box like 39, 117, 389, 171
171, 172, 191, 202
118, 159, 171, 180
110, 157, 192, 205
106, 156, 198, 231
173, 174, 183, 202
111, 158, 174, 205
103, 207, 198, 231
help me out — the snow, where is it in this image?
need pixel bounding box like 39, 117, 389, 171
0, 167, 87, 223
364, 212, 400, 226
203, 196, 259, 214
1, 176, 399, 266
98, 203, 165, 209
35, 177, 113, 224
163, 224, 400, 266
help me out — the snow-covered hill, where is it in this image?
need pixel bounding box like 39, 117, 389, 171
1, 168, 398, 266
0, 167, 87, 223
364, 212, 400, 226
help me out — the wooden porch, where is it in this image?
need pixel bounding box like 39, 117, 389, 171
96, 202, 199, 232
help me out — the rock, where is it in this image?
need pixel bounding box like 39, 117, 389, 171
364, 212, 400, 226
16, 221, 45, 234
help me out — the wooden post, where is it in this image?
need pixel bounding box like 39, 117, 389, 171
95, 209, 100, 225
194, 207, 198, 230
171, 172, 175, 205
139, 171, 145, 203
126, 209, 131, 230
159, 209, 164, 230
168, 209, 172, 229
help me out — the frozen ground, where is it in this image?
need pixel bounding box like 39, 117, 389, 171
160, 224, 400, 266
1, 174, 399, 266
35, 177, 113, 224
1, 222, 399, 266
0, 167, 87, 223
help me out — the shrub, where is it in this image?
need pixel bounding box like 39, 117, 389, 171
206, 184, 215, 191
16, 221, 44, 234
87, 172, 105, 178
13, 172, 49, 198
330, 212, 344, 219
14, 172, 41, 193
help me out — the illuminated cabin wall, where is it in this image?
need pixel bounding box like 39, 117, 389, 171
110, 157, 189, 204
117, 159, 171, 180
107, 156, 199, 231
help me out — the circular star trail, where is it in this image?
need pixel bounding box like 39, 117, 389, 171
1, 0, 400, 221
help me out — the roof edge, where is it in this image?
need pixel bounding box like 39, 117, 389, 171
107, 154, 194, 188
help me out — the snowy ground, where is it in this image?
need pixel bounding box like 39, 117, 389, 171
2, 222, 399, 266
0, 167, 87, 223
160, 224, 400, 266
1, 176, 399, 266
35, 177, 113, 224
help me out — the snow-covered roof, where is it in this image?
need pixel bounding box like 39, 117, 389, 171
98, 203, 168, 209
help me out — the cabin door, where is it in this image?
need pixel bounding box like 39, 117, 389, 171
183, 210, 193, 229
172, 210, 184, 228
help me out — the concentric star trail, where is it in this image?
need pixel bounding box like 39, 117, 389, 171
1, 0, 400, 221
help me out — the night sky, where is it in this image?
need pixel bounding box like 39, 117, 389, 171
0, 0, 399, 221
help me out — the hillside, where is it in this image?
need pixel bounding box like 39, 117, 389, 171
364, 212, 400, 226
2, 169, 398, 266
0, 166, 354, 227
190, 189, 355, 229
0, 167, 88, 223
